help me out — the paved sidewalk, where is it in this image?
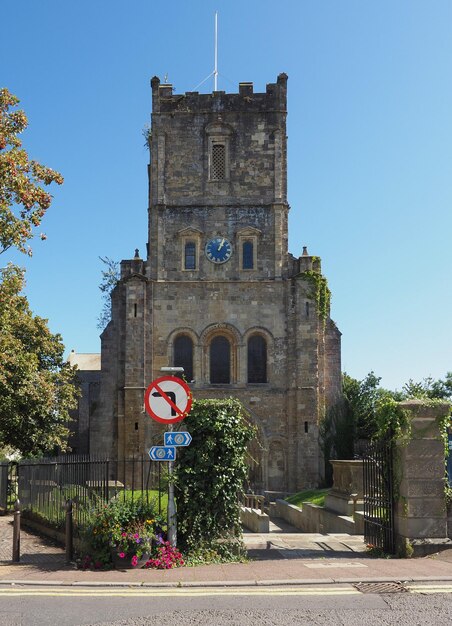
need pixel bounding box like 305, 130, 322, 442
1, 514, 452, 587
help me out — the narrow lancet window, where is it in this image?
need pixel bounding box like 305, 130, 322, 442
184, 241, 196, 270
243, 241, 254, 269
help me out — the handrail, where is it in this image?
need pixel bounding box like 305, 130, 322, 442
242, 493, 265, 513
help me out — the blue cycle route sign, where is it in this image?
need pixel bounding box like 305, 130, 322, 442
164, 432, 192, 447
149, 446, 176, 461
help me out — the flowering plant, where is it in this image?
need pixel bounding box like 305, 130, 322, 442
144, 537, 184, 569
112, 519, 155, 563
80, 497, 164, 569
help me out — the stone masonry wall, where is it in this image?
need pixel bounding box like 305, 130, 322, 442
394, 399, 451, 555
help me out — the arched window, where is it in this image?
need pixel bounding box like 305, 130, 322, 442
173, 335, 193, 381
184, 241, 196, 270
242, 241, 254, 269
247, 335, 267, 383
268, 441, 286, 491
210, 336, 230, 384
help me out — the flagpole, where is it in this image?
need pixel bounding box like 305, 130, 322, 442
214, 11, 218, 91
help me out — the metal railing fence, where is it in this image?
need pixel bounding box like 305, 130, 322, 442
17, 455, 164, 534
0, 462, 17, 514
363, 434, 395, 554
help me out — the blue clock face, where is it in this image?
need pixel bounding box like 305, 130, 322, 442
205, 237, 233, 264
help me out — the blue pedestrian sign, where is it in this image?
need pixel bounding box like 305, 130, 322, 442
149, 446, 176, 461
164, 432, 192, 447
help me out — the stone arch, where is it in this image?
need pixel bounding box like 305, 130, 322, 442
266, 436, 288, 493
243, 408, 268, 493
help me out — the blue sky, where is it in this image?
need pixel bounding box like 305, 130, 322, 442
2, 0, 451, 391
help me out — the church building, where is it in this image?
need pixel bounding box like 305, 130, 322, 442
90, 73, 342, 492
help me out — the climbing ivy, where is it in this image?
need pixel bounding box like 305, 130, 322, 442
174, 398, 256, 557
374, 396, 451, 446
373, 396, 411, 442
302, 270, 331, 323
434, 405, 452, 457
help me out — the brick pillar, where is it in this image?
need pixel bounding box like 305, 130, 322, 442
394, 399, 451, 556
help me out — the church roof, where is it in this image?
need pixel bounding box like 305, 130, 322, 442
67, 351, 101, 371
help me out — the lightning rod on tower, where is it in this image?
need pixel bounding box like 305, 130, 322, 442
214, 11, 218, 91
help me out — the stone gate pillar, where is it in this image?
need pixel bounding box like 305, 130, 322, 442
394, 399, 451, 556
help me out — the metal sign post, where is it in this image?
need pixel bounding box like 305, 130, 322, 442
167, 423, 177, 547
144, 368, 192, 548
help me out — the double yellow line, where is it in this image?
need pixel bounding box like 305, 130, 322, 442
406, 584, 452, 594
0, 585, 359, 597
0, 584, 451, 597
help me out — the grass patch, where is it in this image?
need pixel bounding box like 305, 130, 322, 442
118, 490, 168, 521
285, 488, 330, 509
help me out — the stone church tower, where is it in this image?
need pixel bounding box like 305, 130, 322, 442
91, 73, 341, 492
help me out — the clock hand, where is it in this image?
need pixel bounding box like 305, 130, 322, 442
218, 238, 225, 250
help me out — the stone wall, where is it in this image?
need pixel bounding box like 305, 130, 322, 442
394, 400, 451, 556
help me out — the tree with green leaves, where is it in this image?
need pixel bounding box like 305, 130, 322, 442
342, 371, 401, 440
323, 370, 451, 469
322, 372, 401, 478
0, 88, 78, 456
0, 88, 63, 257
402, 374, 452, 400
0, 265, 78, 456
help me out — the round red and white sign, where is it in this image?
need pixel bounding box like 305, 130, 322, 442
144, 376, 192, 424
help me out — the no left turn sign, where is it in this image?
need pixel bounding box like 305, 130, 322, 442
144, 376, 192, 424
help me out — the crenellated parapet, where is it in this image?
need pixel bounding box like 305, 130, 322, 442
150, 73, 287, 114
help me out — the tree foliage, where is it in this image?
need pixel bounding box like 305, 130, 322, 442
402, 373, 452, 401
174, 398, 256, 555
323, 370, 452, 471
0, 265, 79, 456
0, 89, 77, 457
97, 256, 120, 331
342, 371, 400, 440
0, 88, 63, 257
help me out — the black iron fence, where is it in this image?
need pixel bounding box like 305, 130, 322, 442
0, 462, 17, 514
362, 435, 395, 554
17, 455, 164, 535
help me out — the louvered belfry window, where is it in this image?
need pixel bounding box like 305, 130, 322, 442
211, 143, 226, 180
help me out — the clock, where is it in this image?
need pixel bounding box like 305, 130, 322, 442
205, 236, 233, 264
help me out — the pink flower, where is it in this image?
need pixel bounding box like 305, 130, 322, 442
119, 552, 125, 559
121, 532, 127, 537
131, 555, 138, 567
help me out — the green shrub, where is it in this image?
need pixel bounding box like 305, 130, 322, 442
174, 398, 256, 557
